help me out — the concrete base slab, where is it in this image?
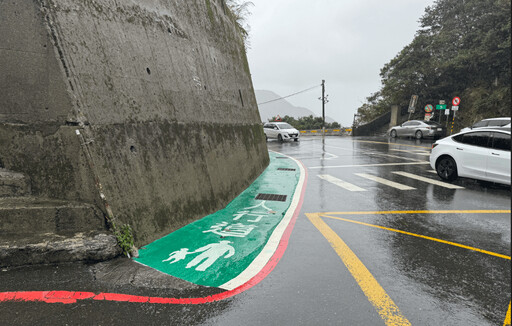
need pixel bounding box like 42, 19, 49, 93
0, 231, 121, 267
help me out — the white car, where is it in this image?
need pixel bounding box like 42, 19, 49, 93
430, 128, 511, 185
263, 122, 300, 142
460, 117, 510, 132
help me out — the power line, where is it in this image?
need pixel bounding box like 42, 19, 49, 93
257, 84, 321, 106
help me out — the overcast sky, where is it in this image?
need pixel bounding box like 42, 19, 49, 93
246, 0, 436, 126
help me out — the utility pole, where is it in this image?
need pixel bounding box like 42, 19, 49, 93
322, 80, 325, 132
319, 80, 329, 133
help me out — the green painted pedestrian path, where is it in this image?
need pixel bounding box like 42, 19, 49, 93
134, 151, 306, 290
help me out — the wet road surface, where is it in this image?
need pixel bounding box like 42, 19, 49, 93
1, 136, 510, 325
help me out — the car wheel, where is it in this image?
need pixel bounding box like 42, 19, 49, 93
436, 156, 458, 181
415, 130, 423, 139
294, 138, 298, 142
278, 134, 283, 142
390, 130, 397, 138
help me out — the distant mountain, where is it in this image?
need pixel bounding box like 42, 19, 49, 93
255, 90, 335, 123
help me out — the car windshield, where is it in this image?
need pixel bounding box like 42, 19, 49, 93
488, 119, 510, 127
278, 123, 293, 129
472, 120, 488, 128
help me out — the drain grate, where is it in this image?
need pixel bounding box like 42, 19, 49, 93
277, 168, 296, 171
255, 193, 287, 202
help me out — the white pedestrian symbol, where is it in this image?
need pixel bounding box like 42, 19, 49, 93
162, 248, 190, 264
162, 241, 236, 272
186, 240, 235, 271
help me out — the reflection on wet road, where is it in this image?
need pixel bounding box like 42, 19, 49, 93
226, 136, 510, 326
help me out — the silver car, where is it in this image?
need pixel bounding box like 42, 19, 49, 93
389, 120, 445, 139
460, 117, 511, 133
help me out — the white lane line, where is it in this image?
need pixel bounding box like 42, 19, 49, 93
292, 152, 338, 160
389, 149, 431, 156
322, 152, 339, 160
427, 170, 438, 174
392, 171, 465, 189
318, 174, 367, 192
322, 145, 423, 161
355, 173, 416, 190
309, 161, 430, 169
369, 152, 423, 161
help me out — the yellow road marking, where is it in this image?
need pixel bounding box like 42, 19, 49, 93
354, 140, 431, 149
306, 213, 411, 326
321, 214, 511, 260
504, 302, 511, 326
323, 210, 511, 215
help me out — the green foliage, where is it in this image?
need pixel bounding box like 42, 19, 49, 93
225, 0, 253, 50
357, 0, 511, 129
113, 223, 134, 256
269, 115, 341, 130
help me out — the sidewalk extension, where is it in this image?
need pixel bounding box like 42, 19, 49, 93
0, 151, 307, 305
135, 151, 306, 290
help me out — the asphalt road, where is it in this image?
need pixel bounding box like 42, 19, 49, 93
1, 136, 510, 325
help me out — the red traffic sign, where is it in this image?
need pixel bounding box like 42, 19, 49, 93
424, 104, 433, 112
452, 97, 461, 106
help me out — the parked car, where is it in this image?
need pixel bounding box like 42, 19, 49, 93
263, 122, 300, 142
389, 120, 445, 139
460, 117, 511, 132
430, 128, 511, 185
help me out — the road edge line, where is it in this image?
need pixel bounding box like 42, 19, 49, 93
322, 214, 511, 260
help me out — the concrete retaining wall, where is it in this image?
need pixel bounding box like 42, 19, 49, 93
352, 111, 391, 136
0, 0, 268, 246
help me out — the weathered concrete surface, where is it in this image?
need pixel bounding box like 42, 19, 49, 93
0, 197, 105, 234
0, 169, 31, 197
0, 231, 121, 267
0, 0, 268, 259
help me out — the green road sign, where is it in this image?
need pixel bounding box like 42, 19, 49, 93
436, 104, 447, 110
134, 152, 304, 289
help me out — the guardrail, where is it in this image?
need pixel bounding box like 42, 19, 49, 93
299, 129, 352, 135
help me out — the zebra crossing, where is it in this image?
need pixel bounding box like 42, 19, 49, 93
318, 174, 367, 192
390, 149, 431, 156
318, 171, 464, 191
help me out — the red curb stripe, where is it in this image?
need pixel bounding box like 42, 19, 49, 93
0, 158, 307, 305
